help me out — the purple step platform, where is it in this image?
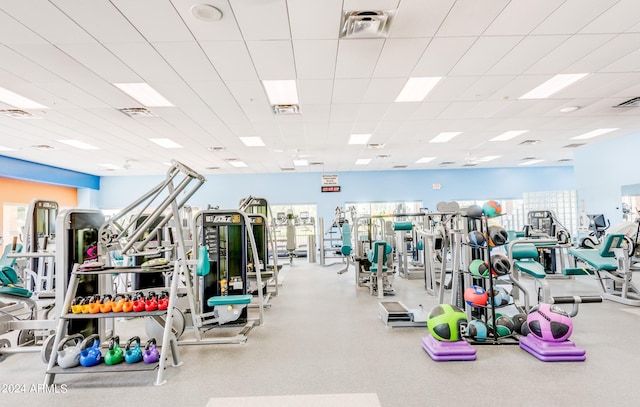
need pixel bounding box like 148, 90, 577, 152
519, 334, 586, 362
421, 335, 476, 361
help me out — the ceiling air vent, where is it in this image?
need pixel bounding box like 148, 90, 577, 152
0, 109, 40, 119
519, 139, 541, 145
341, 10, 394, 38
613, 97, 640, 108
440, 161, 455, 166
309, 161, 324, 166
376, 154, 391, 159
281, 167, 295, 171
392, 165, 407, 169
366, 143, 385, 149
558, 158, 573, 163
463, 163, 478, 167
563, 143, 586, 148
119, 107, 157, 118
207, 146, 225, 152
273, 104, 300, 115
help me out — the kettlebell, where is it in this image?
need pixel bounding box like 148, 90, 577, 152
88, 295, 101, 314
56, 334, 84, 369
122, 294, 134, 313
104, 336, 124, 365
157, 291, 169, 311
124, 336, 143, 364
79, 334, 102, 367
132, 292, 146, 312
80, 296, 92, 314
71, 297, 84, 314
143, 338, 159, 363
145, 291, 158, 312
112, 295, 125, 313
100, 294, 113, 313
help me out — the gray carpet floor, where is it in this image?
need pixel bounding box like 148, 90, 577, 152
2, 259, 640, 407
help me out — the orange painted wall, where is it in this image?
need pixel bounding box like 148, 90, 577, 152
0, 177, 77, 246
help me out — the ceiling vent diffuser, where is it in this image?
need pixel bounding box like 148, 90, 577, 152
273, 104, 300, 115
341, 10, 393, 38
519, 139, 541, 145
0, 109, 40, 119
614, 97, 640, 107
119, 107, 158, 118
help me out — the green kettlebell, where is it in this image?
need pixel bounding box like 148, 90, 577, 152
105, 336, 124, 365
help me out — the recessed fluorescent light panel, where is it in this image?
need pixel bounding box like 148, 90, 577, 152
149, 138, 183, 148
113, 83, 174, 107
348, 134, 371, 145
239, 137, 265, 147
519, 159, 544, 166
429, 132, 461, 143
57, 139, 99, 150
570, 128, 618, 140
99, 163, 121, 170
262, 80, 299, 105
476, 155, 501, 162
228, 160, 248, 168
0, 87, 48, 109
415, 157, 436, 164
519, 73, 588, 99
355, 158, 371, 165
490, 130, 528, 142
395, 77, 442, 102
293, 159, 308, 167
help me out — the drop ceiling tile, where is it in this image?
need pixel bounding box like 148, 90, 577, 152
343, 0, 400, 10
201, 41, 258, 81
373, 38, 430, 78
288, 0, 342, 39
458, 76, 518, 101
484, 0, 564, 36
298, 80, 334, 105
56, 43, 141, 83
329, 104, 360, 122
580, 0, 640, 34
488, 35, 569, 75
449, 36, 523, 76
411, 37, 476, 76
153, 42, 222, 82
363, 78, 405, 103
357, 103, 391, 121
389, 0, 454, 38
106, 42, 183, 82
230, 0, 290, 41
171, 0, 243, 41
575, 34, 640, 73
332, 79, 370, 103
382, 102, 420, 121
600, 46, 640, 73
427, 76, 480, 102
110, 0, 192, 42
293, 40, 338, 79
532, 0, 619, 35
0, 45, 62, 83
299, 105, 331, 122
407, 102, 450, 121
246, 40, 296, 80
335, 39, 385, 79
189, 81, 247, 125
0, 9, 48, 44
437, 0, 510, 37
525, 34, 615, 74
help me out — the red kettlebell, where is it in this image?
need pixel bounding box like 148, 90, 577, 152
145, 291, 158, 312
132, 292, 146, 313
143, 338, 159, 363
157, 291, 169, 311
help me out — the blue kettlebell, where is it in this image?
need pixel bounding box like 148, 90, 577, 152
79, 334, 102, 367
143, 338, 159, 364
124, 336, 143, 364
56, 334, 84, 369
104, 336, 124, 365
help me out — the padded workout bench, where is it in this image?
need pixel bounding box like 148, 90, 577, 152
567, 234, 640, 306
509, 241, 550, 307
206, 294, 253, 325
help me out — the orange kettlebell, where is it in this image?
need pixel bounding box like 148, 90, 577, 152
100, 294, 113, 313
88, 295, 101, 314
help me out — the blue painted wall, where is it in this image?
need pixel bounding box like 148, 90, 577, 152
574, 132, 640, 223
99, 166, 575, 223
0, 155, 99, 190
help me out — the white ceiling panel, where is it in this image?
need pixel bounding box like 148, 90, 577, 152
437, 0, 510, 37
170, 0, 243, 41
373, 38, 429, 78
0, 9, 48, 44
288, 0, 342, 40
52, 0, 145, 43
525, 34, 615, 74
532, 0, 619, 35
363, 78, 406, 103
298, 80, 334, 105
189, 81, 246, 125
246, 40, 296, 80
225, 80, 270, 107
458, 76, 517, 101
600, 47, 640, 74
110, 0, 192, 42
1, 0, 95, 44
56, 43, 141, 83
335, 39, 385, 79
555, 73, 636, 99
0, 45, 62, 84
382, 102, 420, 121
427, 76, 480, 102
407, 102, 450, 121
389, 0, 454, 38
488, 35, 569, 75
200, 41, 257, 81
230, 0, 290, 41
332, 79, 369, 104
484, 0, 564, 36
153, 42, 221, 82
411, 37, 476, 77
580, 0, 640, 34
357, 104, 391, 121
329, 104, 360, 122
449, 36, 523, 76
293, 40, 338, 80
343, 0, 400, 10
299, 105, 331, 123
105, 42, 183, 82
575, 34, 640, 73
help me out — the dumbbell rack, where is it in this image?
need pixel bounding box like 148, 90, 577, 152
44, 263, 182, 386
